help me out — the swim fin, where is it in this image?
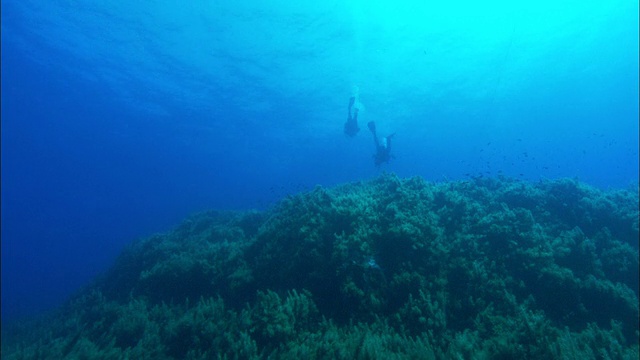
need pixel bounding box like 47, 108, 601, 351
367, 121, 376, 133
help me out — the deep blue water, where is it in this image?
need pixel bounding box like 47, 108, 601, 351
1, 0, 638, 322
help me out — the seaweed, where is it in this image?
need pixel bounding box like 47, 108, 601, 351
2, 174, 638, 359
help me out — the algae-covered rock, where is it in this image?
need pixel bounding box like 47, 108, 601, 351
2, 174, 638, 359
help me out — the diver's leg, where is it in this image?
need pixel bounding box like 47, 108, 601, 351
368, 122, 379, 147
367, 121, 376, 134
348, 96, 355, 121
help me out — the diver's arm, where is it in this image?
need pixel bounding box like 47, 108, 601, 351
347, 96, 356, 121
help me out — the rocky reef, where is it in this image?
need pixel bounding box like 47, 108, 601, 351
3, 174, 638, 359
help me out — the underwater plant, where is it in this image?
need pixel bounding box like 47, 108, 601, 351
2, 174, 638, 359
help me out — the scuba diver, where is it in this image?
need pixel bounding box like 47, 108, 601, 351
344, 96, 360, 137
368, 121, 395, 166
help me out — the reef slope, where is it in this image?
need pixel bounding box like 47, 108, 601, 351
3, 175, 639, 359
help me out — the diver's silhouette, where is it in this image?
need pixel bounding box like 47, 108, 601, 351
368, 121, 395, 166
344, 96, 360, 137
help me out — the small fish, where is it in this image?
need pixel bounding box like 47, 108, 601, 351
367, 258, 381, 270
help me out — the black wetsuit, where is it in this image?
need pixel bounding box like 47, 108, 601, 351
368, 121, 394, 166
344, 96, 360, 137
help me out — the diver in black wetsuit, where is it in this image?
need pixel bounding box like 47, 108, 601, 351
368, 121, 395, 166
344, 96, 360, 137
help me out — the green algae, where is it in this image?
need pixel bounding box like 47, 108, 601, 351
2, 174, 638, 359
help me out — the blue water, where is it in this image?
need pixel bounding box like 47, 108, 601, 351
1, 0, 638, 322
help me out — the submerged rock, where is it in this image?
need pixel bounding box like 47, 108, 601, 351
2, 174, 638, 359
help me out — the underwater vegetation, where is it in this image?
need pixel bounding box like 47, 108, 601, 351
2, 174, 638, 359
